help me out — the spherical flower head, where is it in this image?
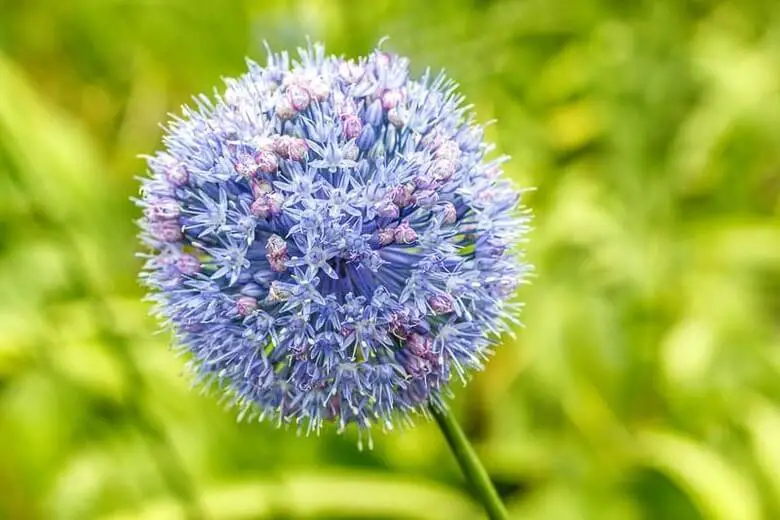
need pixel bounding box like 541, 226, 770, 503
137, 41, 532, 438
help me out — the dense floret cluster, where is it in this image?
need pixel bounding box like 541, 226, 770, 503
138, 42, 531, 440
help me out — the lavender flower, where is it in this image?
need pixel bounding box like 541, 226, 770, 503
137, 41, 531, 438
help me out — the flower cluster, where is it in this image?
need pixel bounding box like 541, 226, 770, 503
138, 41, 531, 438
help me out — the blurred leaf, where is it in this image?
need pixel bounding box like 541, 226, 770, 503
0, 51, 106, 222
744, 398, 780, 501
104, 471, 481, 520
636, 428, 761, 520
660, 319, 715, 391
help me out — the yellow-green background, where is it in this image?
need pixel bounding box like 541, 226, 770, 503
1, 1, 779, 518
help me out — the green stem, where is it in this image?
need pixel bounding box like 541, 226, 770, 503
430, 404, 508, 520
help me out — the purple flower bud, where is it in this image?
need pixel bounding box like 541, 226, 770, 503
441, 202, 457, 225
414, 189, 438, 209
413, 173, 437, 190
391, 184, 414, 208
265, 234, 288, 259
287, 138, 308, 161
275, 96, 296, 120
165, 163, 189, 186
428, 293, 454, 314
376, 227, 395, 246
421, 130, 444, 150
272, 135, 291, 155
274, 136, 307, 161
145, 197, 181, 220
430, 158, 456, 182
393, 220, 417, 245
387, 108, 404, 128
374, 197, 400, 219
149, 220, 182, 242
175, 253, 201, 275
234, 154, 258, 178
265, 234, 289, 272
381, 89, 403, 110
342, 114, 362, 140
403, 354, 431, 378
251, 192, 284, 218
339, 323, 355, 338
267, 281, 290, 303
267, 254, 288, 273
356, 125, 376, 151
250, 179, 273, 197
254, 150, 278, 174
339, 60, 364, 83
364, 100, 383, 127
287, 84, 311, 111
388, 312, 409, 338
434, 140, 461, 161
406, 333, 433, 356
305, 76, 330, 101
236, 295, 258, 317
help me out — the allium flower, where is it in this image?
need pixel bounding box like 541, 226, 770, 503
137, 41, 531, 439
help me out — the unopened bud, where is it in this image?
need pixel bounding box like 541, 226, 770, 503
165, 163, 189, 186
376, 227, 395, 246
265, 234, 288, 258
430, 158, 456, 182
406, 333, 433, 356
387, 108, 404, 128
275, 96, 296, 120
251, 192, 284, 218
391, 184, 414, 208
234, 154, 258, 178
146, 197, 181, 220
434, 140, 461, 161
254, 150, 278, 174
150, 220, 182, 242
374, 197, 400, 219
287, 84, 310, 111
175, 254, 201, 275
428, 293, 454, 314
381, 89, 403, 110
342, 114, 363, 140
236, 295, 258, 317
414, 189, 438, 209
441, 202, 457, 225
393, 221, 417, 245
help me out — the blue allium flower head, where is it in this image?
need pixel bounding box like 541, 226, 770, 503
137, 41, 532, 442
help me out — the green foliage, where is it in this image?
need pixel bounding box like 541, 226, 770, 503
1, 0, 779, 518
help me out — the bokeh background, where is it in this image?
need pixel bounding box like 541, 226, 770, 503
1, 0, 779, 519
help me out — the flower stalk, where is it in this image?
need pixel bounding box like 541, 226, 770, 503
430, 404, 508, 520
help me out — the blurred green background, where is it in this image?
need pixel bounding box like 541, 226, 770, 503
1, 0, 779, 519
